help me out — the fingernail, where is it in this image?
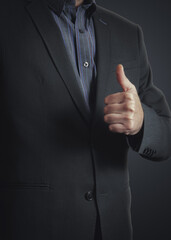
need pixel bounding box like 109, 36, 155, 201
119, 64, 123, 70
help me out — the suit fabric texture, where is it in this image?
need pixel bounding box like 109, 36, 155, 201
0, 0, 171, 239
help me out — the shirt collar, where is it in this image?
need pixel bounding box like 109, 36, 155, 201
46, 0, 96, 18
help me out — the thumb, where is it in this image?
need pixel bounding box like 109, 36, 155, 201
116, 64, 133, 92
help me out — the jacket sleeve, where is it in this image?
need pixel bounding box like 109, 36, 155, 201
127, 24, 171, 161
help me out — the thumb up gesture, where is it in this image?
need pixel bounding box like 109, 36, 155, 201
104, 64, 144, 135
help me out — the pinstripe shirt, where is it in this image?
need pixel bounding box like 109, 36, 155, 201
47, 0, 97, 112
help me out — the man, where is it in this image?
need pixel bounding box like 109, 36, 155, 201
0, 0, 170, 239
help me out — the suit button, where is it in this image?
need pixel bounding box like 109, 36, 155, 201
85, 191, 94, 201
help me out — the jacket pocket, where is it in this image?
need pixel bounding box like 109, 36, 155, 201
0, 183, 53, 190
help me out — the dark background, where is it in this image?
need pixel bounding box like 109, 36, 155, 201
97, 1, 171, 240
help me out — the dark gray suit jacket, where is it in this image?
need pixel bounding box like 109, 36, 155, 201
0, 0, 171, 239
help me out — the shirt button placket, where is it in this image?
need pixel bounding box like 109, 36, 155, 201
79, 29, 84, 34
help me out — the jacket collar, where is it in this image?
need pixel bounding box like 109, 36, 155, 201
46, 0, 96, 18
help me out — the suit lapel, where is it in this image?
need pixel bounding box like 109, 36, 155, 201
91, 9, 111, 126
25, 0, 91, 125
25, 0, 111, 127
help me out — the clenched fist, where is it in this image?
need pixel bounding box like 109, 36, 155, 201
104, 64, 144, 135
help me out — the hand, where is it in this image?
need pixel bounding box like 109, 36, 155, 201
104, 64, 144, 135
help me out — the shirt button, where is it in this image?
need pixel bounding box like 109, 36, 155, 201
84, 61, 89, 68
85, 191, 94, 201
79, 29, 84, 33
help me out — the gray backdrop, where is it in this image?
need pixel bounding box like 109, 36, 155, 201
97, 0, 171, 240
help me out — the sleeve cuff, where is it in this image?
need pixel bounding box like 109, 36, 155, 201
126, 120, 144, 152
